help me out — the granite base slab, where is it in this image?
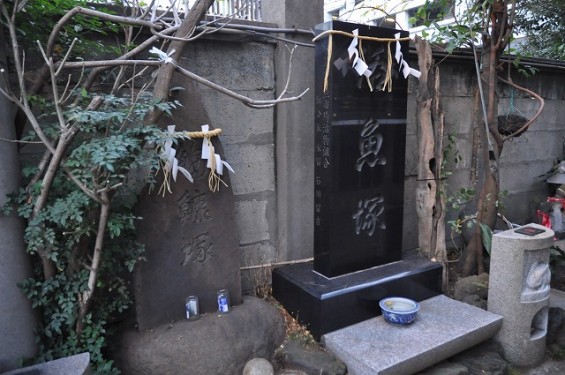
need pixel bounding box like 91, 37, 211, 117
271, 253, 442, 340
322, 295, 503, 375
0, 352, 90, 375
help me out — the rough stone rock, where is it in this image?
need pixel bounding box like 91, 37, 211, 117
454, 273, 489, 303
417, 361, 468, 375
461, 294, 487, 310
113, 296, 285, 375
243, 358, 274, 375
274, 338, 347, 375
450, 340, 508, 375
521, 357, 565, 375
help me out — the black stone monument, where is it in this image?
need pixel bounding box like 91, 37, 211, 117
272, 20, 442, 340
134, 79, 242, 331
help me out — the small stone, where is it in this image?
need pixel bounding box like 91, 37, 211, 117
454, 273, 489, 302
451, 340, 507, 375
242, 358, 274, 375
275, 338, 347, 375
461, 294, 487, 310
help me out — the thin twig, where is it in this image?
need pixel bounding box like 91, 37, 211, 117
57, 59, 309, 108
37, 41, 67, 130
0, 137, 43, 144
55, 37, 78, 76
0, 85, 56, 154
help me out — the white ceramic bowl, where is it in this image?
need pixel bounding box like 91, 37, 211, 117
379, 297, 420, 325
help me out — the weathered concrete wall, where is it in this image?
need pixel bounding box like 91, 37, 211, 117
185, 30, 565, 265
403, 59, 565, 250
498, 68, 565, 220
9, 6, 565, 297
173, 1, 323, 291
0, 78, 37, 371
177, 35, 278, 291
263, 0, 323, 264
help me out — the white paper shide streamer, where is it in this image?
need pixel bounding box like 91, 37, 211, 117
162, 125, 193, 184
394, 33, 421, 79
344, 29, 420, 91
149, 46, 176, 64
348, 29, 373, 79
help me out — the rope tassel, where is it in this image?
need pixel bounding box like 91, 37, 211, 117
313, 29, 420, 93
196, 125, 235, 192
157, 125, 234, 195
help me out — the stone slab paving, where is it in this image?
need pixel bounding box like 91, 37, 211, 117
0, 352, 90, 375
322, 294, 503, 375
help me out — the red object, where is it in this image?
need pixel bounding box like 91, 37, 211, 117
547, 196, 565, 210
537, 209, 551, 229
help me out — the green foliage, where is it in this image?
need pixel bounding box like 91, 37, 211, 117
0, 0, 197, 372
446, 187, 475, 212
479, 222, 493, 255
412, 1, 558, 67
3, 92, 183, 373
10, 0, 122, 58
508, 51, 540, 78
409, 0, 454, 28
514, 0, 565, 61
441, 133, 463, 178
410, 0, 485, 51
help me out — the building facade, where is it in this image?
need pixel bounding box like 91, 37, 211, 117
324, 0, 457, 34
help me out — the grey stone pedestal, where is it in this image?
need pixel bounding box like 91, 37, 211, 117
487, 223, 554, 367
323, 295, 502, 375
0, 352, 90, 375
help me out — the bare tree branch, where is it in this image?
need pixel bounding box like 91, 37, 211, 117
58, 58, 309, 108
146, 0, 216, 124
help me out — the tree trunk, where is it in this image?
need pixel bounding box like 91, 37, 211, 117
415, 37, 435, 258
146, 0, 215, 124
462, 34, 502, 276
415, 37, 447, 288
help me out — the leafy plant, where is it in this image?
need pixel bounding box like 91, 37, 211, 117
3, 92, 183, 373
11, 0, 121, 57
1, 0, 304, 372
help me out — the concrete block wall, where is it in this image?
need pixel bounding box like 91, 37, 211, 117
0, 97, 37, 371
10, 3, 565, 293
179, 36, 280, 291
403, 59, 565, 251
498, 72, 565, 221
263, 0, 324, 264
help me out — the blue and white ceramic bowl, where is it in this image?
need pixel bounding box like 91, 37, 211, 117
379, 297, 420, 325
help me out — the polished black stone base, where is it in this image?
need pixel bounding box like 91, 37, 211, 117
272, 252, 443, 340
